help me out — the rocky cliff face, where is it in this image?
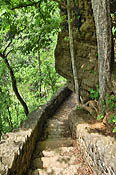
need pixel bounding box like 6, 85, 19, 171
55, 0, 116, 102
55, 0, 98, 102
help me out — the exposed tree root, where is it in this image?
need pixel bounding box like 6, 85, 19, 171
76, 100, 99, 116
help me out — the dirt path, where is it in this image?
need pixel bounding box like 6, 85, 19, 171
26, 94, 93, 175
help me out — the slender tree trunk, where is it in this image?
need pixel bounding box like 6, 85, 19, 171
14, 103, 18, 125
91, 0, 113, 105
47, 65, 55, 94
111, 31, 114, 69
7, 106, 13, 129
0, 53, 29, 116
38, 51, 42, 99
0, 114, 2, 139
67, 0, 80, 105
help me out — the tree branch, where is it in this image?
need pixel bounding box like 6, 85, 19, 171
11, 1, 40, 10
11, 0, 66, 10
53, 0, 67, 7
0, 52, 4, 59
0, 51, 29, 116
6, 50, 13, 57
3, 40, 13, 55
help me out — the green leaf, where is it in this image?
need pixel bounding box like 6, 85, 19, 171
0, 9, 7, 16
108, 119, 112, 124
112, 26, 116, 36
113, 127, 116, 133
112, 116, 116, 123
97, 114, 104, 120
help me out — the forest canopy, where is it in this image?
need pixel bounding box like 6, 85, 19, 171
0, 0, 65, 138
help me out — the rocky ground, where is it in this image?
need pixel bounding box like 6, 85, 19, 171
26, 94, 93, 175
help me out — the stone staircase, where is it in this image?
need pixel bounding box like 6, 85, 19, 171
26, 94, 93, 175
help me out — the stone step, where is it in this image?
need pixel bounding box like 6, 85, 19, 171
41, 132, 71, 140
45, 128, 67, 133
29, 141, 82, 174
28, 164, 82, 175
32, 155, 79, 169
45, 126, 66, 131
47, 119, 65, 124
42, 146, 74, 157
45, 126, 67, 133
35, 138, 74, 152
45, 119, 69, 129
46, 135, 68, 139
46, 130, 69, 135
31, 146, 79, 169
40, 129, 71, 140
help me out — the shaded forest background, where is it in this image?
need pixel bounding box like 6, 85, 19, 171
0, 0, 66, 138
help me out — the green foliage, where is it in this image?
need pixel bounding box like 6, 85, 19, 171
89, 85, 116, 132
89, 85, 100, 100
97, 114, 104, 120
108, 113, 116, 124
64, 36, 69, 41
105, 95, 116, 112
0, 0, 66, 139
108, 113, 116, 133
112, 26, 116, 36
113, 127, 116, 133
101, 95, 116, 132
111, 12, 116, 36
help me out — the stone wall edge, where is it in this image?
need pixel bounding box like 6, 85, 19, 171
0, 85, 71, 175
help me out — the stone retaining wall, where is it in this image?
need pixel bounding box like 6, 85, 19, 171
68, 109, 116, 175
0, 85, 71, 175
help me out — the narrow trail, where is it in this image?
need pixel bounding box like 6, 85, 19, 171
26, 94, 93, 175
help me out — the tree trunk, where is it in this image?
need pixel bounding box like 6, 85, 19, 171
7, 106, 13, 129
67, 0, 80, 105
46, 64, 55, 94
111, 30, 114, 69
0, 54, 29, 116
38, 51, 42, 99
91, 0, 113, 105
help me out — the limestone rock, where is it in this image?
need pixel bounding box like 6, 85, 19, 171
55, 0, 97, 102
55, 0, 116, 101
